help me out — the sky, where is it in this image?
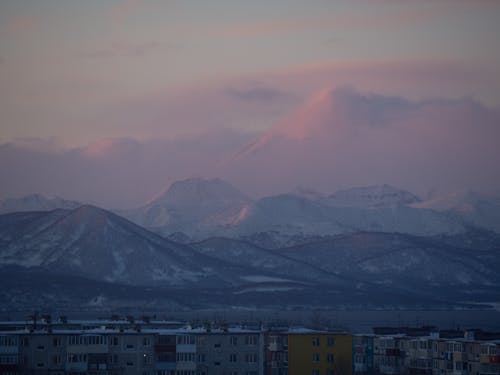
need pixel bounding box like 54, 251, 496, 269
1, 0, 500, 208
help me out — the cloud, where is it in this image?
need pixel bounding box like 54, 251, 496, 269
226, 88, 500, 197
93, 59, 499, 141
213, 4, 455, 39
1, 89, 499, 208
6, 16, 37, 33
223, 86, 293, 103
81, 41, 171, 59
110, 0, 143, 27
0, 131, 253, 209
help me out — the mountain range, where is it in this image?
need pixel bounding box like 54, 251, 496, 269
117, 178, 499, 246
2, 178, 500, 246
1, 179, 500, 312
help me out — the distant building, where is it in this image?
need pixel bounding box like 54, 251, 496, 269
353, 334, 374, 374
0, 319, 499, 375
287, 329, 352, 375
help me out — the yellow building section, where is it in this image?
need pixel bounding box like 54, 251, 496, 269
288, 332, 352, 375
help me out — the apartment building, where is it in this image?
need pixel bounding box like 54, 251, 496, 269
352, 334, 374, 374
196, 328, 263, 375
1, 319, 499, 375
287, 329, 353, 375
372, 329, 500, 375
264, 329, 289, 375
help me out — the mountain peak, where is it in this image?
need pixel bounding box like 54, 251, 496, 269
153, 177, 250, 207
234, 87, 413, 159
290, 187, 324, 201
326, 184, 421, 208
0, 194, 81, 214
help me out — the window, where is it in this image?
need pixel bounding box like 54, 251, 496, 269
143, 353, 151, 365
69, 336, 85, 345
230, 336, 238, 346
0, 356, 17, 364
126, 361, 134, 366
37, 345, 45, 350
112, 337, 119, 346
197, 353, 206, 363
68, 354, 87, 363
53, 337, 61, 347
312, 370, 319, 375
126, 343, 135, 350
158, 352, 175, 362
0, 336, 18, 346
229, 353, 237, 362
245, 353, 257, 363
312, 337, 320, 346
87, 335, 106, 345
176, 352, 195, 362
214, 343, 221, 348
52, 355, 62, 365
327, 337, 334, 346
327, 354, 334, 363
312, 353, 320, 362
37, 363, 45, 368
143, 337, 151, 347
177, 335, 195, 345
245, 335, 257, 346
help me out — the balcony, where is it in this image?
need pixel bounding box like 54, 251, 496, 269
268, 342, 285, 351
65, 362, 88, 372
386, 348, 401, 356
0, 364, 18, 371
154, 344, 176, 353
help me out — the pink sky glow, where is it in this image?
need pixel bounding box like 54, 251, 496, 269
0, 1, 499, 207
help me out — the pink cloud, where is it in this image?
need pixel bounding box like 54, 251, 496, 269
81, 41, 167, 59
99, 59, 498, 141
213, 4, 453, 39
225, 88, 500, 198
0, 131, 253, 208
6, 16, 37, 33
110, 0, 143, 27
1, 89, 499, 208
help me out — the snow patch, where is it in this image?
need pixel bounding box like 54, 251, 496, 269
241, 275, 292, 283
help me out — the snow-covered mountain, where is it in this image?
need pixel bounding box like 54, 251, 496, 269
325, 184, 421, 208
123, 177, 253, 237
0, 194, 81, 214
1, 203, 500, 310
0, 205, 249, 287
412, 190, 500, 232
229, 194, 464, 247
119, 179, 477, 242
4, 182, 500, 248
193, 232, 500, 289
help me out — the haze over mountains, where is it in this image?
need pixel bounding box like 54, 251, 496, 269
1, 86, 499, 311
118, 178, 499, 244
1, 177, 500, 312
2, 178, 500, 243
2, 89, 500, 208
